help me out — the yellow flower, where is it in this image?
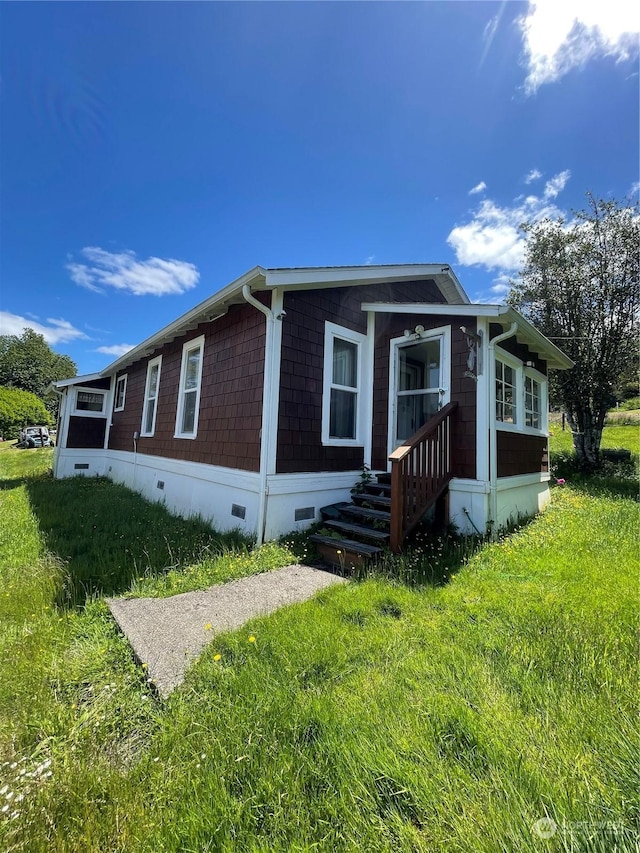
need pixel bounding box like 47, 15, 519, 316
204, 623, 212, 631
141, 663, 148, 669
213, 653, 222, 662
248, 635, 256, 643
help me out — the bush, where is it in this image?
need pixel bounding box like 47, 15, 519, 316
618, 396, 640, 411
0, 385, 51, 440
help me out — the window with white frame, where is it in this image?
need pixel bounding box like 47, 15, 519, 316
322, 323, 365, 445
175, 335, 205, 439
74, 389, 106, 416
114, 374, 127, 412
494, 352, 548, 434
495, 357, 517, 424
141, 356, 162, 437
525, 373, 542, 429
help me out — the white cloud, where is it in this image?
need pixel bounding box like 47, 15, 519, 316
519, 0, 640, 94
630, 181, 640, 197
524, 168, 542, 184
446, 170, 571, 273
365, 255, 376, 265
0, 312, 88, 345
543, 169, 571, 199
469, 181, 487, 195
67, 247, 199, 296
94, 344, 136, 357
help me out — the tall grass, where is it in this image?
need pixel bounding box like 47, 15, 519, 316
1, 440, 638, 851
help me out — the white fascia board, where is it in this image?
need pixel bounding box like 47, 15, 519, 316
52, 372, 104, 390
361, 302, 506, 316
92, 266, 267, 378
361, 302, 573, 370
499, 308, 574, 370
265, 265, 470, 304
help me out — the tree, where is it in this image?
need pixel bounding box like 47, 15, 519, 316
0, 386, 51, 440
508, 194, 639, 470
0, 329, 77, 416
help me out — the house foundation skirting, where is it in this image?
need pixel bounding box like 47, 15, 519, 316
52, 450, 551, 542
53, 448, 261, 536
53, 448, 368, 540
449, 474, 551, 536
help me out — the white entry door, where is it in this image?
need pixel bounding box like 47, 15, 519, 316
390, 328, 450, 450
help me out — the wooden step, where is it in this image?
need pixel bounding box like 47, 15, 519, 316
352, 493, 391, 508
309, 534, 384, 569
308, 534, 383, 555
363, 482, 391, 495
324, 519, 390, 542
341, 505, 391, 524
376, 473, 391, 485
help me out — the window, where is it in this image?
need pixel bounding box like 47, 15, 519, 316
322, 322, 366, 445
74, 389, 106, 415
141, 356, 162, 437
525, 374, 542, 429
495, 358, 517, 424
494, 352, 548, 434
175, 336, 204, 439
114, 375, 127, 412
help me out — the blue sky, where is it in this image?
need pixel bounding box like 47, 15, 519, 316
1, 1, 638, 375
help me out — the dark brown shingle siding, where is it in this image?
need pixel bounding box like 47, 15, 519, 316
108, 300, 267, 471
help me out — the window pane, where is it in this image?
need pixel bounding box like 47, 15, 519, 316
148, 364, 158, 396
144, 399, 156, 434
398, 341, 440, 391
332, 339, 357, 388
330, 388, 356, 438
181, 390, 197, 434
184, 347, 201, 391
396, 392, 439, 442
77, 391, 104, 412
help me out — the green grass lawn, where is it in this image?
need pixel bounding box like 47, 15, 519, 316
549, 421, 640, 456
0, 440, 638, 851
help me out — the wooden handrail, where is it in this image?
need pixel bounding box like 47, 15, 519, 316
389, 401, 458, 552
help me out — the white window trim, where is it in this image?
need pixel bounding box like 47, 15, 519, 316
387, 325, 451, 456
524, 366, 548, 435
72, 387, 107, 419
141, 356, 162, 437
322, 322, 367, 447
494, 350, 521, 433
174, 335, 205, 440
114, 374, 128, 412
494, 348, 549, 436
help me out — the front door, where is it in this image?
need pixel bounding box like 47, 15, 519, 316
391, 330, 449, 450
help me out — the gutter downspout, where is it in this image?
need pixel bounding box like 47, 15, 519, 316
242, 284, 276, 546
488, 321, 518, 536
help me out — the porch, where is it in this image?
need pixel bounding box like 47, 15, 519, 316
309, 401, 458, 564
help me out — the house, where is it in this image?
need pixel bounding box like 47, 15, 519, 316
52, 264, 573, 554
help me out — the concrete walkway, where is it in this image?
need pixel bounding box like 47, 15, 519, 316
108, 564, 346, 697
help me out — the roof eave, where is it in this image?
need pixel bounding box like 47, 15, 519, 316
101, 266, 267, 376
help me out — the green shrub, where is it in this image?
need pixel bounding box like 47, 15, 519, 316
618, 396, 639, 411
0, 385, 51, 440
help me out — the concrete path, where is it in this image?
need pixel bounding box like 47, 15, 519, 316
108, 564, 346, 697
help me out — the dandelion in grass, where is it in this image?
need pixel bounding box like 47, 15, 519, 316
248, 635, 256, 643
213, 653, 222, 662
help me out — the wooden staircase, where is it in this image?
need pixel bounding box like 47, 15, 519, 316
308, 473, 392, 569
309, 401, 458, 569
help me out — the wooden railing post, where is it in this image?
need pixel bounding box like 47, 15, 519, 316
388, 401, 458, 553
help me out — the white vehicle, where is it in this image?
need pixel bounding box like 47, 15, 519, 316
19, 426, 53, 448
